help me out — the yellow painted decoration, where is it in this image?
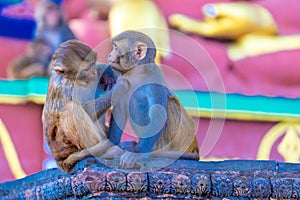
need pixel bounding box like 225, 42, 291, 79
228, 34, 300, 61
109, 0, 171, 64
0, 119, 26, 179
277, 126, 300, 163
169, 2, 300, 60
257, 122, 300, 163
186, 108, 300, 123
169, 2, 277, 40
0, 95, 46, 105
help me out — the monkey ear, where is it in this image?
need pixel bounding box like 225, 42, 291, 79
54, 66, 65, 75
134, 42, 147, 60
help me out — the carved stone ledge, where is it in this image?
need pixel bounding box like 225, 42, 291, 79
1, 158, 300, 199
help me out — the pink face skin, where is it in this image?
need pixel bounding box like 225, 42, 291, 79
44, 6, 61, 28
108, 43, 122, 72
108, 41, 136, 74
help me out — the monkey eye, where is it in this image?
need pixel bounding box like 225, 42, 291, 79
113, 44, 120, 52
54, 66, 65, 74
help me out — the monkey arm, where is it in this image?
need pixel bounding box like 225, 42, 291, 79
109, 107, 127, 145
108, 78, 129, 145
131, 84, 169, 153
119, 84, 168, 169
83, 91, 112, 121
95, 91, 113, 119
96, 64, 117, 92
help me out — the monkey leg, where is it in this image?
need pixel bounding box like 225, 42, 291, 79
61, 140, 117, 171
59, 101, 119, 171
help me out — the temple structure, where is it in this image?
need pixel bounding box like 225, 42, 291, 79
0, 0, 299, 193
1, 158, 300, 199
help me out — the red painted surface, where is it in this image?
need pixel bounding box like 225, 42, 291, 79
196, 119, 278, 159
155, 0, 300, 98
0, 103, 47, 182
0, 37, 29, 78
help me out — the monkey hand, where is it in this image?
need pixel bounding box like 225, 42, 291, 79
119, 151, 149, 169
61, 158, 75, 172
83, 102, 97, 121
100, 66, 117, 91
101, 145, 125, 160
62, 150, 87, 172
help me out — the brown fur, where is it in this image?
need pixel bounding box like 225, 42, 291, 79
111, 63, 199, 158
108, 31, 199, 166
43, 37, 199, 172
42, 40, 120, 171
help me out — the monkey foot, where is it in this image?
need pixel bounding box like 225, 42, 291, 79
100, 145, 125, 160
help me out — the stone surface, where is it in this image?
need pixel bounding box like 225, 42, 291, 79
0, 158, 300, 199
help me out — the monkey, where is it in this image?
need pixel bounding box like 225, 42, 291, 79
43, 37, 198, 172
7, 39, 52, 79
42, 39, 120, 172
34, 0, 76, 54
103, 30, 199, 168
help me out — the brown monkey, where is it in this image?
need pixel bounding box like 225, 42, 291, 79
43, 37, 198, 172
42, 39, 120, 172
105, 30, 199, 168
7, 39, 52, 79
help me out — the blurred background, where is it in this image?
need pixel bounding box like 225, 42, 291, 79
0, 0, 300, 182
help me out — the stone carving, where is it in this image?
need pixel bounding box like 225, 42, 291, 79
106, 171, 127, 192
233, 176, 252, 197
71, 172, 90, 198
82, 170, 106, 193
126, 172, 148, 193
170, 174, 191, 194
293, 178, 300, 198
190, 174, 211, 197
271, 178, 293, 199
149, 173, 171, 194
252, 178, 271, 198
211, 175, 233, 197
1, 159, 300, 199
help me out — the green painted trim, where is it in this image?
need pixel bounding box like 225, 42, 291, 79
174, 90, 300, 121
0, 77, 300, 121
0, 77, 49, 96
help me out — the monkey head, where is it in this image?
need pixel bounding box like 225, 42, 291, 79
50, 40, 97, 85
35, 1, 64, 29
108, 30, 157, 74
29, 39, 52, 59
